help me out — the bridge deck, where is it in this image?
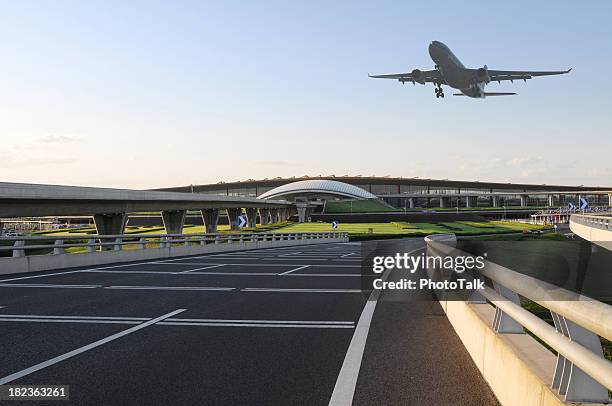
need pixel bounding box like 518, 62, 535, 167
0, 242, 498, 405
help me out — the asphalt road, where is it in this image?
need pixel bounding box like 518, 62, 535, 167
0, 240, 499, 405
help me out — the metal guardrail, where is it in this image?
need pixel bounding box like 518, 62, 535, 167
0, 232, 348, 257
425, 234, 612, 403
571, 213, 612, 232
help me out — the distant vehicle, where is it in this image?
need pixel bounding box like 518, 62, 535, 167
1, 231, 22, 237
369, 41, 571, 98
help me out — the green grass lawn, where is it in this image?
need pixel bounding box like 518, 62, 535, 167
271, 220, 549, 237
31, 219, 548, 240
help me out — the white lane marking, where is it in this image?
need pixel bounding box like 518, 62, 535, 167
207, 255, 260, 259
0, 261, 162, 283
151, 262, 358, 268
0, 270, 83, 283
185, 272, 278, 276
84, 270, 178, 275
0, 318, 141, 325
278, 265, 310, 276
176, 264, 226, 274
0, 283, 101, 289
105, 286, 234, 291
0, 314, 150, 321
241, 288, 362, 293
167, 318, 354, 325
0, 308, 186, 385
266, 258, 329, 261
0, 314, 353, 326
0, 318, 354, 328
328, 246, 425, 406
278, 251, 302, 257
340, 253, 356, 258
158, 322, 354, 329
285, 273, 361, 277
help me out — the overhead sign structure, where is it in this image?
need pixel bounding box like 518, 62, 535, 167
237, 214, 248, 228
331, 221, 339, 230
579, 197, 589, 210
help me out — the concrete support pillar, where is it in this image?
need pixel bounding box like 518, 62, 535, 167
201, 209, 220, 233
269, 208, 280, 223
491, 196, 498, 208
161, 210, 186, 235
296, 206, 312, 223
408, 198, 415, 209
439, 197, 447, 208
259, 208, 270, 225
608, 194, 612, 207
226, 208, 242, 230
548, 194, 554, 207
93, 213, 128, 251
287, 206, 297, 220
245, 207, 257, 228
93, 213, 128, 236
465, 196, 471, 209
520, 195, 527, 207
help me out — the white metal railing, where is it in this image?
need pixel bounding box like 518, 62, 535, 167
425, 234, 612, 403
0, 232, 348, 258
571, 213, 612, 232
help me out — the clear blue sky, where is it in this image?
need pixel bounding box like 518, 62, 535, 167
1, 1, 610, 188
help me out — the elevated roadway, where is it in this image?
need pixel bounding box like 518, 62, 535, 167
0, 241, 499, 405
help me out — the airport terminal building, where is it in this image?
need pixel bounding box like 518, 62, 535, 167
157, 176, 612, 209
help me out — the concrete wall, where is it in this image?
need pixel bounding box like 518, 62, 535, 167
440, 300, 606, 406
570, 220, 612, 251
0, 237, 348, 276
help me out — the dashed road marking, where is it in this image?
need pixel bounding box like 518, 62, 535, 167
278, 265, 310, 276
241, 287, 362, 293
105, 285, 234, 291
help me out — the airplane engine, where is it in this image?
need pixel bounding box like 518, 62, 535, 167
476, 65, 490, 83
411, 69, 426, 84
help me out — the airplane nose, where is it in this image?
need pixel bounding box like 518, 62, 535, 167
428, 41, 439, 57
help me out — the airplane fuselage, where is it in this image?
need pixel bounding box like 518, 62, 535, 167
369, 42, 570, 99
428, 41, 486, 97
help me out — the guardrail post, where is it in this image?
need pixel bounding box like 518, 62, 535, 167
12, 240, 25, 257
138, 237, 146, 250
215, 235, 221, 245
492, 282, 524, 334
239, 234, 244, 243
250, 234, 255, 243
113, 237, 122, 251
53, 239, 65, 255
550, 313, 609, 402
87, 238, 96, 253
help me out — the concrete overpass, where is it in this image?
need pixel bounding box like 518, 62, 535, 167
0, 182, 295, 235
570, 213, 612, 251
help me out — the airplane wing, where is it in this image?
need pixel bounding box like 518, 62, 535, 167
368, 69, 442, 84
486, 68, 572, 82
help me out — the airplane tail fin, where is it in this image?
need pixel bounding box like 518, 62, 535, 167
453, 92, 517, 96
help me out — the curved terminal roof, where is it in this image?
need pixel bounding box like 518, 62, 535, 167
258, 179, 377, 200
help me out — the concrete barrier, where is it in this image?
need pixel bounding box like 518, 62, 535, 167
442, 300, 582, 406
426, 234, 610, 406
0, 236, 348, 276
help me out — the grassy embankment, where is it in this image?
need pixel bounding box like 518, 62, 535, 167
270, 220, 549, 239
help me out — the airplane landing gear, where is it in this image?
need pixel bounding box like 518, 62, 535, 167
435, 85, 444, 98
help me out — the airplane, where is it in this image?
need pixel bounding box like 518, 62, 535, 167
369, 41, 571, 98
